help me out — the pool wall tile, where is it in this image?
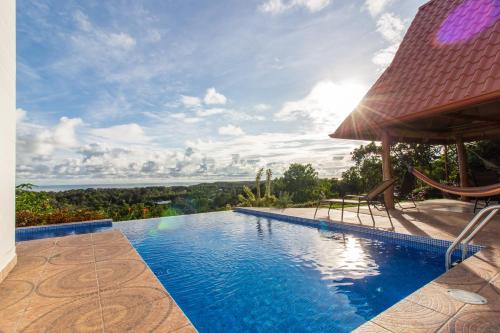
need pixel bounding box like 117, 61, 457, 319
234, 208, 482, 256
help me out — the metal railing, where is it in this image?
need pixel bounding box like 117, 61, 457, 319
445, 204, 500, 270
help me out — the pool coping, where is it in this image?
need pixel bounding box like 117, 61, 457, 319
116, 229, 199, 332
16, 218, 113, 230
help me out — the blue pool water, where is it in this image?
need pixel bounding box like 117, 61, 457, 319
115, 211, 447, 332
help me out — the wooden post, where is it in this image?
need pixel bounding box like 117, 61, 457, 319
456, 137, 469, 201
381, 131, 395, 209
444, 145, 449, 182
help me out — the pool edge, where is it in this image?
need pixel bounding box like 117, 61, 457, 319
233, 207, 482, 255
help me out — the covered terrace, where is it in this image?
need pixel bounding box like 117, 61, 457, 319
330, 0, 500, 209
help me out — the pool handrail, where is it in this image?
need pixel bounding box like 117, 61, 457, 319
445, 204, 499, 270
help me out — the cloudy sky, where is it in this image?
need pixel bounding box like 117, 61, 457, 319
16, 0, 427, 185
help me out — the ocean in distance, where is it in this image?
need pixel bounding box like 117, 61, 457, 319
22, 178, 253, 192
28, 182, 203, 192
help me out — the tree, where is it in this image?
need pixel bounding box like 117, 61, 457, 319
279, 163, 319, 203
238, 168, 276, 207
255, 168, 264, 203
391, 142, 441, 179
340, 143, 382, 194
341, 141, 444, 194
16, 184, 54, 214
275, 191, 293, 209
238, 186, 257, 207
265, 169, 272, 198
466, 140, 500, 177
263, 169, 277, 206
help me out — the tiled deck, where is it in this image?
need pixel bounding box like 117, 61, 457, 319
245, 199, 500, 333
0, 230, 196, 333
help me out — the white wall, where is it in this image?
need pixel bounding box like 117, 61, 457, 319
0, 0, 16, 276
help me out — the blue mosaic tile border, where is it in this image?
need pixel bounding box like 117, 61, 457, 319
234, 208, 482, 256
16, 219, 113, 241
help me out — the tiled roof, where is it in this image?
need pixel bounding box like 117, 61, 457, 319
332, 0, 500, 141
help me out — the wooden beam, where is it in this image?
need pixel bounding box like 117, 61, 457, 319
456, 137, 469, 200
386, 124, 500, 144
441, 112, 500, 126
381, 131, 395, 209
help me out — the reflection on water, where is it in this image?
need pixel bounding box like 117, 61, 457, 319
256, 217, 273, 238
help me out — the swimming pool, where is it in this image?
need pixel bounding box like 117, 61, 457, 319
115, 211, 449, 332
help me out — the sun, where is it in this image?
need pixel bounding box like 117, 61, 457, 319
309, 80, 367, 126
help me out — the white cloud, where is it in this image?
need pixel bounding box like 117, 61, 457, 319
259, 0, 331, 14
53, 117, 83, 147
299, 0, 331, 12
371, 13, 407, 69
365, 0, 394, 17
204, 88, 227, 105
17, 115, 83, 156
259, 0, 288, 14
181, 95, 202, 108
106, 32, 136, 49
171, 113, 185, 119
170, 113, 202, 123
44, 142, 180, 180
254, 104, 271, 111
184, 117, 202, 124
72, 10, 136, 50
376, 12, 405, 43
16, 108, 27, 122
186, 132, 364, 179
15, 111, 365, 183
196, 108, 225, 117
181, 88, 227, 111
228, 111, 266, 121
89, 123, 150, 144
372, 43, 399, 68
218, 124, 245, 136
146, 29, 162, 43
74, 10, 92, 32
275, 80, 367, 131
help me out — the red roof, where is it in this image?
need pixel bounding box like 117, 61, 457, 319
332, 0, 500, 141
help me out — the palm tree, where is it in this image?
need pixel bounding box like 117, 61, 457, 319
255, 168, 264, 203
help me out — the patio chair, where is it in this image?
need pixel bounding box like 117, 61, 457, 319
314, 178, 396, 226
394, 171, 417, 210
472, 170, 500, 213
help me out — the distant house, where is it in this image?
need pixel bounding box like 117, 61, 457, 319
155, 200, 172, 205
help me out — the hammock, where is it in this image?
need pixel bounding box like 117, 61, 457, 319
409, 166, 500, 197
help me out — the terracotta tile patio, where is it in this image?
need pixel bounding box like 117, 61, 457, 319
0, 230, 196, 333
245, 199, 500, 333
